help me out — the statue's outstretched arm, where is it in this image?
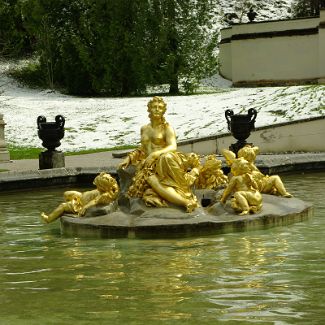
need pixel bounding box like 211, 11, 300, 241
222, 149, 236, 167
221, 177, 236, 203
118, 147, 146, 169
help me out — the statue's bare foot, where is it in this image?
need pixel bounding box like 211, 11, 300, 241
144, 197, 168, 208
284, 192, 292, 198
239, 210, 249, 216
250, 205, 261, 214
41, 212, 50, 223
186, 200, 198, 213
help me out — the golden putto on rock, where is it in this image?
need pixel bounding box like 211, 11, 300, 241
220, 157, 263, 215
223, 145, 292, 198
41, 172, 119, 223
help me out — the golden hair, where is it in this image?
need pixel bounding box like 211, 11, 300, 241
147, 96, 168, 127
147, 96, 167, 112
238, 146, 259, 163
94, 172, 119, 195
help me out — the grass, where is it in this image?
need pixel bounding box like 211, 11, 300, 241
7, 60, 47, 89
9, 146, 43, 160
268, 109, 286, 117
8, 145, 137, 160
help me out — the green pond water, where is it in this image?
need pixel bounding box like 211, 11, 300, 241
0, 172, 325, 325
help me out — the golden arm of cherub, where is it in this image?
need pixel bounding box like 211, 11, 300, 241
220, 177, 236, 204
78, 197, 99, 216
243, 172, 259, 191
222, 149, 236, 167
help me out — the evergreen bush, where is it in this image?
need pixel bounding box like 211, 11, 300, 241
12, 0, 219, 96
0, 0, 33, 57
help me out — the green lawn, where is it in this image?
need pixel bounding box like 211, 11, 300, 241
8, 145, 136, 160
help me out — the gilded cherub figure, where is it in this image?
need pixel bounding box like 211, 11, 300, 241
196, 155, 228, 190
223, 146, 292, 198
237, 145, 292, 197
220, 157, 262, 215
41, 172, 119, 223
118, 96, 200, 212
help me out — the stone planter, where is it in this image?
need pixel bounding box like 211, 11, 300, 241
37, 115, 65, 169
225, 108, 257, 155
37, 115, 65, 151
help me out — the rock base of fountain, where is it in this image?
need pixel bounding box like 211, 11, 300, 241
60, 193, 313, 239
39, 151, 65, 170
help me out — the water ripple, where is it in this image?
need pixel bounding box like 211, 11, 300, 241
0, 173, 325, 323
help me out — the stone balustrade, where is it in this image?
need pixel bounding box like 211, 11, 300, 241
0, 114, 10, 162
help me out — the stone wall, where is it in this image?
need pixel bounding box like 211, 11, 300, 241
219, 9, 325, 86
178, 116, 325, 154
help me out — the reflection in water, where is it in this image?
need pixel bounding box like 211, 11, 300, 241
0, 173, 325, 324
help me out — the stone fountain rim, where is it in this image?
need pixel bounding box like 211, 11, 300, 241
1, 157, 325, 191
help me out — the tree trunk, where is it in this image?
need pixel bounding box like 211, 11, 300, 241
168, 55, 180, 94
169, 74, 179, 94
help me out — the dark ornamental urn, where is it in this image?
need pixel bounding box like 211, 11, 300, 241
37, 115, 65, 151
247, 8, 257, 22
225, 108, 257, 156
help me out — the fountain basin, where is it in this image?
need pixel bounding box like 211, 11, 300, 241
0, 165, 314, 239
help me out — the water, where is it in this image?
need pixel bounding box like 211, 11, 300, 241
0, 173, 325, 324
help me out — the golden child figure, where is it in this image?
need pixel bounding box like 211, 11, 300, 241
220, 157, 262, 215
237, 145, 292, 197
41, 172, 119, 223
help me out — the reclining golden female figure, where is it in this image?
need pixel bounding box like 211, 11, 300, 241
220, 157, 262, 215
41, 172, 119, 223
119, 96, 199, 212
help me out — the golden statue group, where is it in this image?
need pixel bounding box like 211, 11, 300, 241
41, 96, 292, 223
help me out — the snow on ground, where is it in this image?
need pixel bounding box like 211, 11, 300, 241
0, 60, 325, 152
216, 0, 293, 26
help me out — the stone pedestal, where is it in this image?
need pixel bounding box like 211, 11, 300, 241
60, 195, 313, 239
39, 151, 65, 169
0, 114, 10, 162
